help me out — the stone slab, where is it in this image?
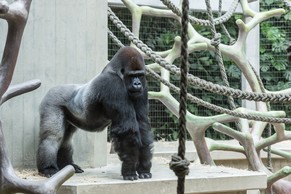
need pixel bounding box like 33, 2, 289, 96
56, 154, 266, 194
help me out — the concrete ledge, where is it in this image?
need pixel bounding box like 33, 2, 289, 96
153, 140, 291, 161
57, 154, 266, 194
16, 141, 268, 194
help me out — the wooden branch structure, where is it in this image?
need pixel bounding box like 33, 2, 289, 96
108, 0, 291, 193
0, 1, 74, 193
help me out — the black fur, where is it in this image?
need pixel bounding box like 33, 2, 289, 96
287, 44, 291, 62
37, 46, 153, 180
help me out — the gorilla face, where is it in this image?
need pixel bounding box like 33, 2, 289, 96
119, 50, 147, 99
125, 69, 145, 98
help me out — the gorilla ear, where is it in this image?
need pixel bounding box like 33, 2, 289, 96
117, 68, 124, 80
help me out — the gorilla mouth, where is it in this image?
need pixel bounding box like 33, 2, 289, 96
129, 90, 143, 97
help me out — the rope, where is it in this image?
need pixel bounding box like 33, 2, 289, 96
108, 28, 124, 47
146, 67, 291, 124
160, 0, 239, 26
108, 8, 291, 124
107, 3, 281, 185
169, 0, 190, 193
205, 0, 236, 111
206, 0, 241, 132
249, 62, 273, 170
218, 0, 236, 45
108, 7, 291, 104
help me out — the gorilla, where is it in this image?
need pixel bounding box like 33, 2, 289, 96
37, 46, 153, 181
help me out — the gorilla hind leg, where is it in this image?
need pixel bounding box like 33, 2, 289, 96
37, 136, 61, 177
37, 106, 67, 177
137, 126, 154, 179
57, 124, 84, 173
112, 130, 140, 181
137, 143, 153, 179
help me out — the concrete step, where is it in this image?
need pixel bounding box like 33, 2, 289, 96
57, 154, 266, 194
17, 141, 267, 194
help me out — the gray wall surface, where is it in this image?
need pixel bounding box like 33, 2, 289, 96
0, 0, 107, 168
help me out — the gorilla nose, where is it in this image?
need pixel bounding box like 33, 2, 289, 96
133, 81, 142, 89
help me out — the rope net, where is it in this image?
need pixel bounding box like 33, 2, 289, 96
108, 7, 291, 124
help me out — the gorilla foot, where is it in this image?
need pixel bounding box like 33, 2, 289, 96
123, 174, 138, 181
139, 172, 152, 179
38, 167, 59, 178
71, 163, 84, 173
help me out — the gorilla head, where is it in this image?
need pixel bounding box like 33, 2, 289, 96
109, 46, 146, 98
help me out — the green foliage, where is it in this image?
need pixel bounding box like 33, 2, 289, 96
260, 1, 291, 131
145, 12, 241, 140
108, 2, 291, 140
260, 1, 290, 92
284, 11, 291, 20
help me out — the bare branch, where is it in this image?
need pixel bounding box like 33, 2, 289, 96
3, 166, 74, 194
0, 1, 74, 193
0, 79, 41, 105
0, 0, 32, 99
1, 119, 75, 194
263, 147, 291, 160
268, 166, 291, 187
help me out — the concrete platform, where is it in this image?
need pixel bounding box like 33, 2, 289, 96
16, 141, 267, 194
57, 154, 266, 194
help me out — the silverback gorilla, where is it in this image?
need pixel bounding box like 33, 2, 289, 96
37, 46, 153, 181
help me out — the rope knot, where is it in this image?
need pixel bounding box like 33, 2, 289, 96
169, 154, 190, 178
211, 33, 221, 47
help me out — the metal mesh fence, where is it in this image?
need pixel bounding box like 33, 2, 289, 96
260, 2, 291, 131
108, 6, 240, 141
108, 7, 183, 141
108, 3, 290, 141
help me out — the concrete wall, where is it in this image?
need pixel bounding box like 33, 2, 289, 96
0, 0, 107, 168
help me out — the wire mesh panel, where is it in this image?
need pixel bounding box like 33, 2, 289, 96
108, 6, 243, 140
260, 1, 291, 130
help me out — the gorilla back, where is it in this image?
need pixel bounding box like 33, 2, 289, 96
37, 46, 153, 180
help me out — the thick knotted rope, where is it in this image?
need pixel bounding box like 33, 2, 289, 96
205, 0, 242, 132
218, 0, 236, 45
108, 7, 291, 104
205, 0, 237, 111
107, 8, 291, 124
169, 154, 190, 178
108, 28, 124, 47
160, 0, 239, 26
210, 33, 221, 47
145, 67, 291, 124
169, 0, 190, 193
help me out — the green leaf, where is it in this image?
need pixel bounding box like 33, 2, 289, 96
285, 71, 291, 81
273, 61, 287, 71
272, 41, 286, 53
265, 0, 275, 5
261, 64, 270, 72
265, 27, 285, 41
199, 57, 210, 61
228, 65, 241, 79
284, 11, 291, 21
260, 54, 273, 62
